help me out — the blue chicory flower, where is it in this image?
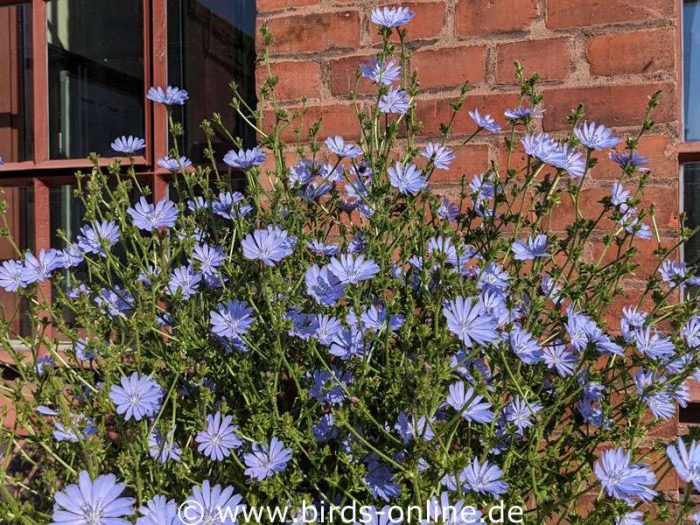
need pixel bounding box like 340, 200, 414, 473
360, 58, 402, 85
109, 372, 163, 421
95, 286, 133, 318
469, 109, 501, 133
209, 300, 255, 340
328, 254, 379, 284
461, 458, 508, 497
146, 85, 189, 105
242, 226, 296, 266
223, 146, 266, 169
127, 197, 179, 232
574, 121, 619, 150
379, 89, 411, 114
594, 448, 657, 504
511, 234, 548, 261
212, 191, 253, 219
136, 495, 177, 525
667, 438, 700, 491
443, 297, 498, 347
148, 427, 182, 463
157, 155, 192, 172
76, 221, 120, 256
421, 143, 455, 170
446, 381, 494, 423
0, 260, 27, 292
325, 136, 363, 158
196, 412, 243, 461
166, 265, 201, 299
111, 135, 145, 154
51, 471, 135, 525
305, 264, 346, 306
388, 162, 427, 196
370, 6, 415, 28
22, 249, 61, 284
181, 480, 245, 525
243, 437, 292, 480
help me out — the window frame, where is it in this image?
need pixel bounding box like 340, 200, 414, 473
0, 0, 171, 340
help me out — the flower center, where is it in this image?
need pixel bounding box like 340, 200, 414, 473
81, 504, 104, 525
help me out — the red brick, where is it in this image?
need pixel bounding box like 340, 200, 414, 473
329, 55, 376, 97
589, 135, 678, 181
262, 11, 360, 54
430, 143, 490, 182
416, 92, 520, 136
542, 83, 676, 131
588, 236, 678, 279
547, 0, 674, 29
496, 38, 571, 84
369, 2, 446, 43
587, 29, 675, 77
258, 61, 322, 101
258, 0, 318, 12
413, 45, 487, 89
639, 183, 680, 230
264, 103, 362, 142
455, 0, 538, 37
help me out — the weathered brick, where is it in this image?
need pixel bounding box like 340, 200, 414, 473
329, 54, 375, 97
542, 83, 676, 131
587, 29, 675, 76
589, 135, 678, 181
416, 92, 520, 136
547, 0, 674, 29
455, 0, 538, 37
262, 11, 360, 54
258, 0, 319, 12
496, 38, 572, 84
264, 103, 362, 142
258, 61, 323, 100
369, 2, 446, 43
430, 143, 491, 182
413, 45, 487, 89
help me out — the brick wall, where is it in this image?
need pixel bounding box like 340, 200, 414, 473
256, 0, 679, 237
256, 0, 684, 509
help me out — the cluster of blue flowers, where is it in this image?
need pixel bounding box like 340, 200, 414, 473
2, 5, 700, 525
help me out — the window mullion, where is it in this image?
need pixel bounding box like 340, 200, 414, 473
31, 0, 47, 164
152, 0, 169, 172
32, 177, 52, 338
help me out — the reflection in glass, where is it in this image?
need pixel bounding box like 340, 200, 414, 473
47, 0, 144, 159
0, 3, 33, 163
685, 164, 700, 271
168, 0, 257, 163
0, 185, 34, 337
685, 1, 700, 140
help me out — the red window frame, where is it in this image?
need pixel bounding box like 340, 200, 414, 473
0, 0, 171, 339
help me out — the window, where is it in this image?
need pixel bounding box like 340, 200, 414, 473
683, 2, 700, 277
0, 2, 33, 163
47, 0, 145, 159
0, 0, 257, 339
167, 0, 256, 163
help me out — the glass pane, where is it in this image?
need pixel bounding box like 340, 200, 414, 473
685, 164, 700, 271
47, 0, 144, 159
168, 0, 257, 163
0, 185, 34, 337
685, 1, 700, 140
0, 2, 33, 163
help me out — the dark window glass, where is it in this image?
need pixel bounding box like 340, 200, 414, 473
0, 2, 33, 163
168, 0, 256, 163
684, 163, 700, 271
685, 1, 700, 140
0, 185, 34, 337
47, 0, 144, 159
